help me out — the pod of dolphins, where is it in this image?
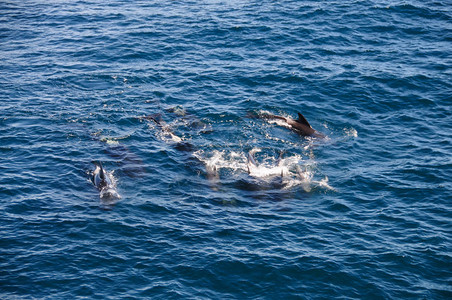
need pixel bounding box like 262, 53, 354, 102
91, 111, 324, 201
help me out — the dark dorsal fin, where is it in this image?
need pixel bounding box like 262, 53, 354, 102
296, 113, 312, 128
277, 150, 285, 166
143, 113, 162, 126
98, 161, 106, 180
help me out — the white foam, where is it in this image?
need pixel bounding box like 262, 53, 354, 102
267, 118, 290, 128
193, 147, 334, 192
316, 176, 335, 191
105, 139, 120, 145
344, 127, 358, 137
248, 164, 288, 178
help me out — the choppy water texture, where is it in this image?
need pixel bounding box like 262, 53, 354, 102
1, 0, 451, 298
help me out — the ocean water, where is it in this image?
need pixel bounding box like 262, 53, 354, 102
1, 0, 451, 298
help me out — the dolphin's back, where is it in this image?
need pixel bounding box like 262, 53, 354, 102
93, 162, 111, 189
92, 162, 120, 200
261, 114, 287, 122
295, 113, 311, 128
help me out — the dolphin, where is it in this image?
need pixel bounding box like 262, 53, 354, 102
102, 142, 146, 178
142, 114, 185, 143
261, 112, 325, 138
247, 150, 259, 174
142, 113, 218, 189
92, 162, 121, 199
166, 106, 212, 134
205, 163, 220, 190
142, 114, 196, 153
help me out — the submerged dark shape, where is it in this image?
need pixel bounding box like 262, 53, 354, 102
174, 141, 195, 152
142, 112, 219, 189
261, 112, 325, 138
141, 113, 197, 153
141, 113, 185, 143
90, 128, 146, 178
103, 143, 146, 178
166, 106, 212, 134
92, 162, 121, 200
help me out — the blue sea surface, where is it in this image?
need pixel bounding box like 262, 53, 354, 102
1, 0, 451, 298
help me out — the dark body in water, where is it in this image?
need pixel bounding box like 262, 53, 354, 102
260, 112, 325, 138
141, 112, 219, 187
92, 162, 121, 200
141, 114, 194, 152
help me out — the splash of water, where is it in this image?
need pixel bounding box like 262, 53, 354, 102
193, 148, 333, 192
